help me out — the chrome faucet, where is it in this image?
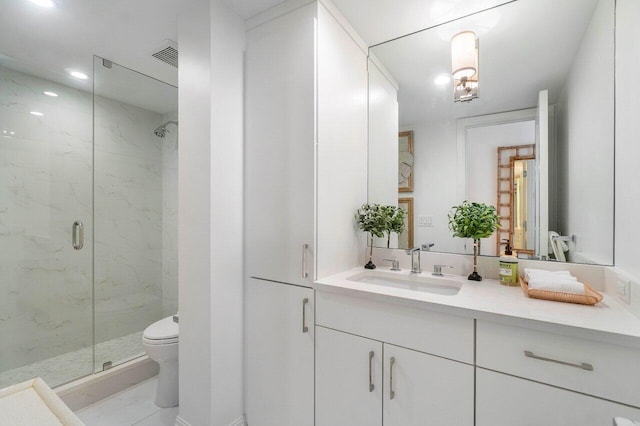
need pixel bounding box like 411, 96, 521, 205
406, 247, 421, 273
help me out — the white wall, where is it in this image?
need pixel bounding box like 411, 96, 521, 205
615, 0, 640, 278
556, 0, 614, 264
400, 120, 459, 253
177, 0, 244, 424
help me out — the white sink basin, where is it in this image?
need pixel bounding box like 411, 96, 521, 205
347, 270, 461, 296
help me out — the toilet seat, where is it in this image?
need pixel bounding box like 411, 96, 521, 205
143, 316, 179, 345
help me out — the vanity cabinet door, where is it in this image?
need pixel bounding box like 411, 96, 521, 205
246, 278, 315, 426
477, 368, 640, 426
316, 326, 383, 426
383, 344, 474, 426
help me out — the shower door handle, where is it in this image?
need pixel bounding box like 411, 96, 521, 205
72, 221, 84, 250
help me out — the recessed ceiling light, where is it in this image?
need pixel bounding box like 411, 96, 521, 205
434, 74, 451, 86
10, 131, 15, 135
28, 0, 55, 7
43, 91, 58, 97
69, 71, 88, 80
30, 111, 44, 116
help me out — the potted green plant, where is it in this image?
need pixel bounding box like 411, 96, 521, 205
448, 201, 500, 281
355, 203, 387, 269
382, 205, 407, 248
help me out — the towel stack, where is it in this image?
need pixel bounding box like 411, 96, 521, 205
524, 268, 585, 295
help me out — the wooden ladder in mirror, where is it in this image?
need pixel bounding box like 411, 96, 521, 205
496, 144, 535, 256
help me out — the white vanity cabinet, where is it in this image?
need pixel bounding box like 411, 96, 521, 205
477, 369, 640, 426
315, 290, 475, 425
245, 278, 315, 426
476, 320, 640, 425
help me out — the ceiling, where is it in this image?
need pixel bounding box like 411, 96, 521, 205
370, 0, 603, 126
0, 0, 179, 89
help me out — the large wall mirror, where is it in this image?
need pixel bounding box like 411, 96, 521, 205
368, 0, 614, 265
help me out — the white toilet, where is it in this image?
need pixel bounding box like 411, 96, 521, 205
143, 315, 179, 408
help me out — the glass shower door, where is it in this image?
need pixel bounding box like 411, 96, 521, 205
93, 56, 178, 372
0, 53, 94, 388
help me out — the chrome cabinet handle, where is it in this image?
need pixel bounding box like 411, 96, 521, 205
524, 350, 594, 371
302, 298, 309, 333
389, 356, 396, 399
301, 243, 309, 278
72, 221, 84, 250
368, 351, 375, 392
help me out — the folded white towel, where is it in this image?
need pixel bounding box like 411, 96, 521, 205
528, 278, 585, 295
524, 268, 577, 282
614, 417, 640, 426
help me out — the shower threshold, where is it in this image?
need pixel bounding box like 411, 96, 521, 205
0, 331, 144, 389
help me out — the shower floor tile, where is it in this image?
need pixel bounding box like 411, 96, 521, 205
0, 331, 144, 389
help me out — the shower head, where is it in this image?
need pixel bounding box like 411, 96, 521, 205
154, 120, 178, 138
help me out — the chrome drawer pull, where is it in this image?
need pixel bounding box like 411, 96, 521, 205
302, 298, 309, 333
524, 350, 594, 371
301, 243, 309, 278
368, 351, 374, 392
389, 356, 396, 399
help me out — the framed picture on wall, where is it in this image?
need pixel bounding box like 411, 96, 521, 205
398, 197, 414, 249
398, 131, 414, 192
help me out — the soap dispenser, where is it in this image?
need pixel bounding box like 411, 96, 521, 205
499, 239, 519, 286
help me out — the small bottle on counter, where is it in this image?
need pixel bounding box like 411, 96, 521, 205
499, 239, 519, 286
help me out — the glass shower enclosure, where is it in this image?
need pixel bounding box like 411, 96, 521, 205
0, 54, 178, 388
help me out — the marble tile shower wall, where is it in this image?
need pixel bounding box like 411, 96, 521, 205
0, 65, 178, 375
94, 95, 165, 345
0, 65, 94, 373
161, 111, 178, 318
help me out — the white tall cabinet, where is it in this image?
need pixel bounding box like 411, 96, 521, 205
245, 2, 368, 425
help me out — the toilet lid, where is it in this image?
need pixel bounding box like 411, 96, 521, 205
143, 316, 179, 341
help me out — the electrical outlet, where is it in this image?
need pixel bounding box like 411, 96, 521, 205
616, 278, 631, 304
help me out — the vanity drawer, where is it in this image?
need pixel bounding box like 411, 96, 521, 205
316, 290, 474, 363
476, 320, 640, 407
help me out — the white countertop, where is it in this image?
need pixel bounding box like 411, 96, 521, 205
315, 267, 640, 346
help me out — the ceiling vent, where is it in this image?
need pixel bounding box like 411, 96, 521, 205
152, 40, 178, 68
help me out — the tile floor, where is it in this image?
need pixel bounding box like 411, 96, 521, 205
75, 377, 178, 426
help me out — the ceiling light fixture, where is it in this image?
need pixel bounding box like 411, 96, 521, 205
69, 71, 88, 80
28, 0, 55, 7
43, 91, 58, 97
30, 111, 44, 116
451, 31, 479, 102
